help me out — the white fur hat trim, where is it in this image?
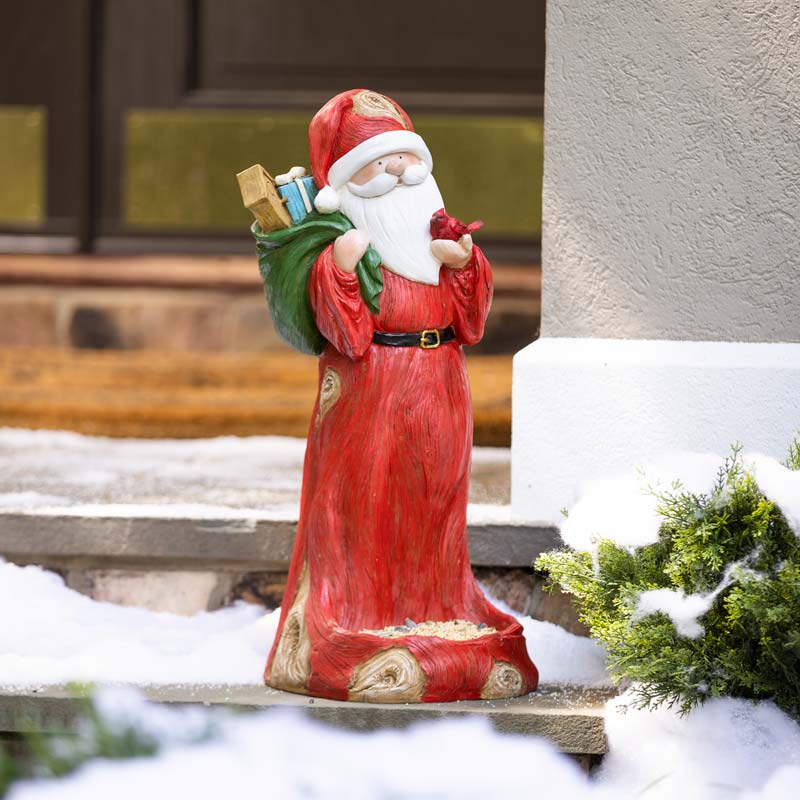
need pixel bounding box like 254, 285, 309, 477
313, 184, 341, 213
326, 130, 432, 190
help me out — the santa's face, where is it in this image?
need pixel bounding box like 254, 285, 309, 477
338, 151, 444, 286
350, 152, 421, 187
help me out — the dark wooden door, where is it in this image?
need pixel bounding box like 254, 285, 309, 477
1, 0, 545, 256
196, 0, 544, 100
0, 0, 95, 252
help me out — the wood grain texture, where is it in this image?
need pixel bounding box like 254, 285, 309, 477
262, 248, 538, 703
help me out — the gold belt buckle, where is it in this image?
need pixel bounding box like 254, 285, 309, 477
420, 329, 440, 349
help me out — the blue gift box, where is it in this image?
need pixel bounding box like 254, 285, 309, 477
278, 176, 319, 224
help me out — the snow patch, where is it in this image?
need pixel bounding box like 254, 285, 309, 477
632, 552, 762, 639
6, 706, 588, 800
599, 691, 800, 799
0, 560, 279, 686
559, 451, 723, 552
482, 588, 610, 686
746, 452, 800, 536
465, 503, 526, 525
0, 492, 74, 509
0, 429, 307, 513
469, 446, 510, 464
13, 501, 517, 525
0, 428, 513, 516
632, 587, 714, 638
7, 687, 800, 800
92, 686, 216, 745
28, 503, 300, 521
522, 617, 610, 686
0, 560, 609, 688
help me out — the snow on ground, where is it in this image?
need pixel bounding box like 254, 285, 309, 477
1, 432, 798, 796
0, 427, 511, 517
24, 501, 302, 520
7, 700, 589, 800
599, 692, 800, 799
0, 428, 305, 513
6, 687, 800, 800
0, 559, 609, 687
0, 560, 279, 686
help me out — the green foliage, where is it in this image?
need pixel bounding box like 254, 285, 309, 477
0, 748, 20, 796
536, 439, 800, 717
785, 432, 800, 470
0, 690, 217, 798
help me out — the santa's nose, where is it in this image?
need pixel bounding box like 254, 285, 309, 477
384, 158, 405, 176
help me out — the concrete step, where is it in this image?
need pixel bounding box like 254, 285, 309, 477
0, 255, 540, 356
0, 684, 613, 757
0, 429, 579, 628
0, 512, 559, 573
0, 430, 557, 572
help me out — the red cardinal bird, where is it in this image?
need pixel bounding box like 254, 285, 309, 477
429, 208, 484, 241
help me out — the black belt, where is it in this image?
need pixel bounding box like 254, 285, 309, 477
372, 326, 456, 350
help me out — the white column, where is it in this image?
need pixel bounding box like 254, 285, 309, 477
512, 0, 800, 522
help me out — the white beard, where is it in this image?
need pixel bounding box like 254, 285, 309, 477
338, 174, 445, 285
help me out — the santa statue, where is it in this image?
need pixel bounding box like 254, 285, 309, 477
258, 89, 538, 702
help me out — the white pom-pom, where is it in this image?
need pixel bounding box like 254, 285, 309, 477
314, 185, 340, 214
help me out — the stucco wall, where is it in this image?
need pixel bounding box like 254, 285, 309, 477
512, 338, 800, 520
542, 1, 800, 342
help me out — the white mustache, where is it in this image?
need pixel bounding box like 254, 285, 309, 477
346, 162, 431, 198
346, 171, 398, 198
400, 162, 429, 185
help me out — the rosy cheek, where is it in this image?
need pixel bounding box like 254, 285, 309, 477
352, 162, 381, 184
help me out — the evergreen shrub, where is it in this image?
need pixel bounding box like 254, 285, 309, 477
536, 440, 800, 717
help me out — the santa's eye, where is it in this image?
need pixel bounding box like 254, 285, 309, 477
377, 161, 382, 166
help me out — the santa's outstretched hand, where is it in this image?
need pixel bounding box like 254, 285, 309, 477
333, 229, 370, 274
430, 234, 473, 270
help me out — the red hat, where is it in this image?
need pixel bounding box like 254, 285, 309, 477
309, 89, 433, 213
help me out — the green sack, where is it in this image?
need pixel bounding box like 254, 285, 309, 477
252, 212, 383, 356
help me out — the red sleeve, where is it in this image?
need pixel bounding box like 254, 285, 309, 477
308, 244, 374, 360
443, 245, 494, 346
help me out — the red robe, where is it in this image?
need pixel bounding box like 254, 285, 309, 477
265, 244, 538, 702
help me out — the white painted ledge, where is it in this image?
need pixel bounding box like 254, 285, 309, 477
511, 337, 800, 523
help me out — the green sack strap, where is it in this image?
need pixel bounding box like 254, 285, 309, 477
252, 211, 383, 356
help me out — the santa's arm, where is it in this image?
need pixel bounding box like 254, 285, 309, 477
308, 244, 374, 360
444, 245, 493, 346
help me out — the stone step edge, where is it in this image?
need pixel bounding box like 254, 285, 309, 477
0, 684, 613, 755
0, 513, 560, 571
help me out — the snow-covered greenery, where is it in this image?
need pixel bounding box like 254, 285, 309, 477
537, 439, 800, 718
2, 688, 800, 799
